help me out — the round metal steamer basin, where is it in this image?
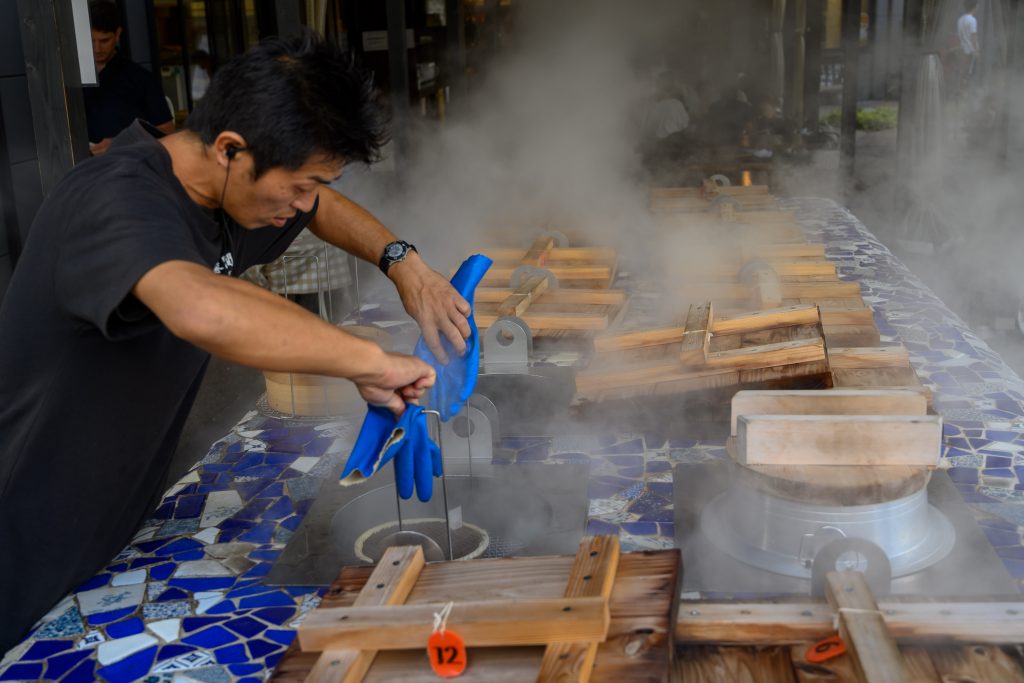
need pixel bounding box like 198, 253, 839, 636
700, 464, 956, 579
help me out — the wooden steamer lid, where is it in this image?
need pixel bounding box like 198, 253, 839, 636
264, 324, 392, 417
725, 437, 931, 506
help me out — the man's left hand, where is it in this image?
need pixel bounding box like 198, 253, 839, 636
389, 253, 471, 364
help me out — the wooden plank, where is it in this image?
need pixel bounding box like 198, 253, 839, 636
730, 388, 928, 435
593, 326, 685, 353
781, 281, 862, 298
831, 367, 924, 389
679, 602, 1024, 647
820, 307, 875, 327
825, 571, 910, 683
705, 338, 826, 371
273, 551, 678, 682
928, 645, 1024, 682
304, 546, 425, 683
828, 346, 911, 369
737, 414, 942, 467
521, 236, 554, 266
298, 597, 610, 652
676, 600, 1024, 645
575, 361, 731, 395
732, 210, 797, 224
680, 302, 713, 365
675, 645, 795, 682
537, 536, 620, 682
497, 274, 549, 317
823, 325, 883, 348
790, 643, 941, 682
712, 304, 820, 336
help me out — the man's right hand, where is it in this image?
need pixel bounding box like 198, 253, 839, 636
356, 352, 436, 417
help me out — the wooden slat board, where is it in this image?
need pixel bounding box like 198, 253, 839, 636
270, 550, 679, 682
472, 246, 618, 289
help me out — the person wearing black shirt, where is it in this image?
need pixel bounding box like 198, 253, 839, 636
0, 33, 472, 653
85, 0, 175, 154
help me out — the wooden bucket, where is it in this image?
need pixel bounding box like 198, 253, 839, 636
263, 324, 392, 416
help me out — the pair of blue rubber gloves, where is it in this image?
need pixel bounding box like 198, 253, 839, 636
339, 254, 493, 502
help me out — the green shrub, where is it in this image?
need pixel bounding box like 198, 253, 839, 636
821, 106, 898, 131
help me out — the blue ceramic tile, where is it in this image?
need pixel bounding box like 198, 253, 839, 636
243, 563, 271, 579
639, 509, 674, 523
606, 455, 644, 466
1002, 558, 1024, 579
157, 587, 191, 602
106, 617, 145, 638
238, 591, 294, 609
214, 643, 249, 664
263, 497, 294, 520
265, 651, 284, 668
218, 519, 254, 530
261, 482, 285, 498
0, 663, 44, 681
646, 461, 671, 473
35, 605, 85, 639
265, 453, 298, 465
227, 584, 275, 599
621, 522, 659, 535
996, 546, 1024, 560
174, 495, 207, 519
183, 616, 230, 632
182, 625, 238, 648
77, 574, 112, 591
281, 516, 304, 532
237, 522, 276, 544
107, 563, 129, 574
982, 468, 1015, 479
22, 638, 73, 660
88, 607, 136, 625
252, 607, 296, 625
586, 520, 620, 535
172, 550, 206, 562
155, 538, 202, 556
982, 527, 1021, 547
294, 499, 315, 515
149, 563, 175, 581
43, 650, 91, 680
246, 638, 280, 659
157, 644, 196, 661
151, 501, 175, 520
224, 616, 266, 638
264, 629, 295, 647
596, 439, 645, 455
229, 663, 264, 675
205, 601, 237, 615
128, 557, 164, 569
61, 657, 97, 683
947, 467, 979, 484
235, 480, 272, 502
95, 645, 157, 683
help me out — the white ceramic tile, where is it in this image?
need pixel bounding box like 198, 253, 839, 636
178, 469, 201, 484
195, 594, 223, 615
132, 526, 160, 543
289, 456, 319, 473
40, 596, 75, 623
111, 569, 148, 586
147, 618, 181, 643
172, 560, 233, 578
199, 489, 243, 528
164, 483, 187, 498
153, 649, 213, 673
76, 629, 106, 650
192, 527, 220, 545
77, 583, 144, 615
98, 632, 157, 665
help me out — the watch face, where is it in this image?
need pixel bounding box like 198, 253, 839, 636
386, 243, 406, 259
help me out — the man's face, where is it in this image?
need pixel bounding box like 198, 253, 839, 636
91, 28, 121, 69
226, 155, 343, 229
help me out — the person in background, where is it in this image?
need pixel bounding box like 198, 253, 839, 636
85, 0, 175, 155
955, 0, 980, 97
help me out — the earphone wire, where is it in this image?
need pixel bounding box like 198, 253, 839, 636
218, 150, 236, 276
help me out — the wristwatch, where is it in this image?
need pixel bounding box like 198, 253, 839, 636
378, 240, 417, 275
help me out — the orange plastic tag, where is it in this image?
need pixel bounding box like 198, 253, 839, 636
805, 635, 847, 663
427, 629, 467, 677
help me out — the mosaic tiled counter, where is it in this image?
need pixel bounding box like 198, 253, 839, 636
2, 197, 1023, 683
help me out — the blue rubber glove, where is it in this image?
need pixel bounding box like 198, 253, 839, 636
414, 254, 493, 421
341, 404, 444, 502
339, 405, 405, 486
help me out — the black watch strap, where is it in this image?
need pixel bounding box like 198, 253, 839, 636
378, 240, 417, 275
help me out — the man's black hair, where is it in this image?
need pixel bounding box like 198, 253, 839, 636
88, 0, 121, 33
964, 0, 979, 11
186, 32, 389, 176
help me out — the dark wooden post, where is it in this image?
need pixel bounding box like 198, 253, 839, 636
895, 0, 924, 192
444, 0, 466, 102
840, 0, 861, 193
15, 0, 90, 196
385, 0, 411, 171
804, 0, 824, 130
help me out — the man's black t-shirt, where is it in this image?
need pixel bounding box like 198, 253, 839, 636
84, 53, 174, 142
0, 122, 314, 651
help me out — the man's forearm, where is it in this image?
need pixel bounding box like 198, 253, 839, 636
308, 187, 399, 266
